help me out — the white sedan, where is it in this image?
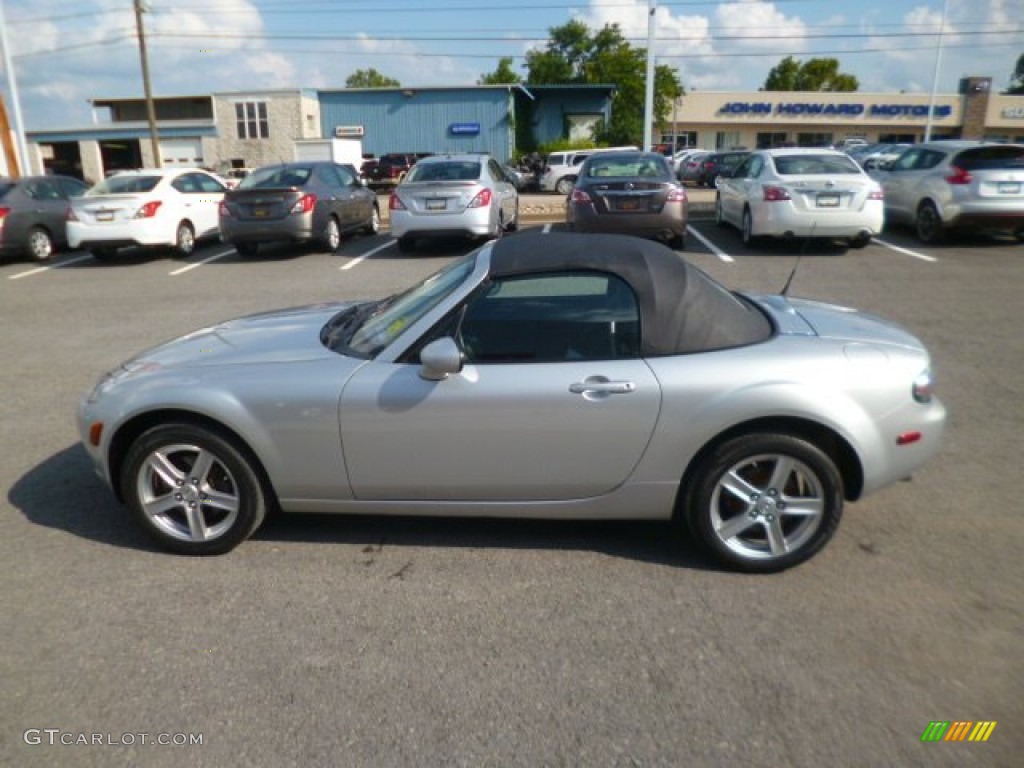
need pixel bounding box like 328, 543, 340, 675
715, 148, 884, 248
67, 168, 227, 261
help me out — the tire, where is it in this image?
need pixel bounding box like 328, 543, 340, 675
848, 233, 871, 249
915, 201, 943, 244
397, 236, 416, 254
91, 247, 117, 261
321, 216, 341, 251
363, 205, 380, 235
667, 232, 685, 250
234, 242, 258, 257
172, 221, 196, 257
684, 433, 844, 573
120, 423, 268, 556
714, 196, 726, 227
555, 177, 574, 196
505, 200, 520, 232
26, 227, 54, 262
1015, 228, 1024, 243
741, 207, 758, 247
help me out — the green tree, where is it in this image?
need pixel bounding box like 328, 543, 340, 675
345, 68, 400, 88
1007, 52, 1024, 94
479, 57, 522, 85
763, 56, 858, 92
525, 21, 683, 146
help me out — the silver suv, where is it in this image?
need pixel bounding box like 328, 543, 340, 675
539, 146, 637, 195
872, 141, 1024, 243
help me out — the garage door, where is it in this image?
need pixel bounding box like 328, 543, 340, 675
159, 138, 204, 167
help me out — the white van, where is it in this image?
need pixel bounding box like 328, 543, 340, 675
539, 146, 638, 194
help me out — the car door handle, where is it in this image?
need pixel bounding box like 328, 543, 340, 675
569, 379, 636, 395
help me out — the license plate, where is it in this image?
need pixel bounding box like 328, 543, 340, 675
816, 194, 840, 208
997, 182, 1020, 194
252, 207, 269, 218
96, 211, 114, 222
425, 199, 446, 211
618, 199, 642, 212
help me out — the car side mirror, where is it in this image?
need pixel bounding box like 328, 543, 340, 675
419, 337, 464, 381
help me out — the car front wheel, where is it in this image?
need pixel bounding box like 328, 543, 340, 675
685, 433, 844, 573
26, 227, 54, 262
555, 177, 574, 196
741, 208, 757, 246
121, 423, 268, 555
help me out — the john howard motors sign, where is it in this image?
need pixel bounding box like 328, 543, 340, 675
718, 101, 954, 119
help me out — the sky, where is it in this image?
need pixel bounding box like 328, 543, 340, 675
1, 0, 1021, 131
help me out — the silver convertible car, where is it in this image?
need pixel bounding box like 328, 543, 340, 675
78, 234, 945, 572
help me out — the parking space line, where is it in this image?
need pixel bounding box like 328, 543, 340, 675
169, 248, 237, 276
686, 225, 734, 262
340, 238, 396, 270
7, 254, 95, 280
873, 238, 939, 263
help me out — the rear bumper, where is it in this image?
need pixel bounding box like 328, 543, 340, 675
220, 215, 314, 244
567, 204, 686, 240
753, 202, 884, 238
390, 207, 493, 239
67, 219, 171, 249
944, 201, 1024, 231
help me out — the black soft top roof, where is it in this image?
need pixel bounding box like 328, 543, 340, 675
487, 233, 772, 355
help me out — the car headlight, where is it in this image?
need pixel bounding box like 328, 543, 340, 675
912, 369, 935, 404
86, 361, 162, 403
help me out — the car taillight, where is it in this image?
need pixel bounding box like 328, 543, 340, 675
945, 166, 972, 185
65, 206, 79, 222
388, 193, 406, 211
468, 188, 492, 208
290, 194, 316, 214
763, 185, 791, 202
571, 189, 592, 204
666, 186, 687, 203
133, 201, 162, 219
218, 201, 231, 218
0, 206, 9, 219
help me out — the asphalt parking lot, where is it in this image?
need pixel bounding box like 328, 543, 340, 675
2, 207, 1021, 767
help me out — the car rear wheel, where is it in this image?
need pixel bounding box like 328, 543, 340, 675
667, 232, 685, 250
714, 196, 726, 227
172, 221, 196, 257
234, 242, 258, 257
26, 227, 55, 262
121, 423, 268, 555
505, 201, 520, 232
848, 233, 871, 249
741, 208, 758, 246
363, 205, 380, 235
321, 216, 341, 251
685, 433, 844, 573
555, 177, 574, 196
915, 201, 943, 244
397, 236, 416, 254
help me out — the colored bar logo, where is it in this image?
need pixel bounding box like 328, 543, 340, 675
921, 721, 997, 742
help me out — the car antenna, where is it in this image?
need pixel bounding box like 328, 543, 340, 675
781, 221, 816, 297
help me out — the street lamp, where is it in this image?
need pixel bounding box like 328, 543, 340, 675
924, 0, 950, 142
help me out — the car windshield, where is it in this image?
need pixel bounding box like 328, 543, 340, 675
330, 253, 477, 358
88, 175, 161, 195
406, 161, 481, 182
773, 154, 862, 175
586, 156, 670, 179
239, 166, 312, 188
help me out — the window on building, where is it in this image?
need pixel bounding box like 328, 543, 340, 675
661, 131, 697, 150
756, 132, 788, 149
715, 131, 742, 150
797, 132, 833, 147
235, 101, 269, 139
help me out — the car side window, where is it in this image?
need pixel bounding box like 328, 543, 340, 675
487, 159, 505, 183
194, 173, 226, 193
334, 164, 356, 187
458, 271, 641, 363
25, 180, 63, 200
59, 179, 89, 198
172, 174, 200, 194
890, 149, 921, 172
917, 150, 946, 170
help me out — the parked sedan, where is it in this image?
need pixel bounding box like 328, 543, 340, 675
678, 151, 712, 185
388, 154, 519, 253
870, 141, 1024, 243
67, 169, 227, 260
566, 151, 687, 249
78, 232, 945, 572
219, 162, 379, 256
698, 150, 749, 187
0, 175, 89, 261
716, 148, 884, 248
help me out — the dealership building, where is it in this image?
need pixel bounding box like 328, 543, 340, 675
21, 76, 1024, 180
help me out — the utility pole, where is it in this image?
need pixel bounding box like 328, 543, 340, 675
134, 0, 161, 167
0, 0, 30, 174
643, 0, 656, 152
924, 0, 949, 142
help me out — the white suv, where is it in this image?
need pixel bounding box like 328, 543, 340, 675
539, 146, 638, 194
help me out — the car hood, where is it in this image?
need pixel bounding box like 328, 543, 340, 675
129, 302, 356, 368
749, 294, 925, 350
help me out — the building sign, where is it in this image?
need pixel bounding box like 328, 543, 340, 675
449, 122, 481, 136
1003, 107, 1024, 119
334, 125, 365, 137
718, 102, 954, 119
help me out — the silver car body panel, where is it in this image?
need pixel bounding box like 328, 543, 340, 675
79, 242, 945, 521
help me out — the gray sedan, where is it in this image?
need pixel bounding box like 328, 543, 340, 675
219, 162, 379, 256
0, 175, 89, 261
78, 233, 945, 572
